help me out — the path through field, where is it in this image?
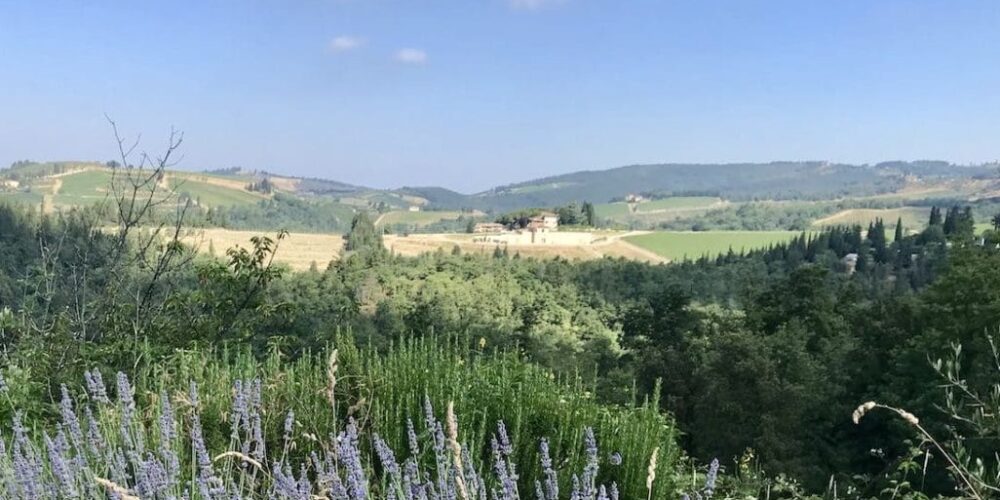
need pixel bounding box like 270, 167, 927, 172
384, 231, 668, 264
182, 228, 343, 271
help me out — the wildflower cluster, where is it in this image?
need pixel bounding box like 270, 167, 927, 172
0, 371, 637, 499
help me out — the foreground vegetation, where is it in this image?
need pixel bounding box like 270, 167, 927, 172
623, 230, 806, 261
2, 145, 1000, 497
0, 339, 690, 499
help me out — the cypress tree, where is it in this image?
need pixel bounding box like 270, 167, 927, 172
345, 212, 383, 252
929, 206, 942, 226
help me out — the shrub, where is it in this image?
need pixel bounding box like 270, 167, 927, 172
0, 337, 681, 498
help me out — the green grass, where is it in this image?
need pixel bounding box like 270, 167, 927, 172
169, 178, 262, 207
54, 170, 118, 206
6, 336, 681, 498
173, 170, 257, 183
48, 169, 261, 209
635, 197, 720, 212
594, 202, 631, 218
596, 197, 721, 220
506, 181, 576, 194
378, 210, 463, 227
811, 207, 931, 229
625, 230, 806, 261
0, 191, 44, 206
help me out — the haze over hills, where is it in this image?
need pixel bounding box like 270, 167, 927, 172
3, 160, 999, 215
400, 161, 1000, 211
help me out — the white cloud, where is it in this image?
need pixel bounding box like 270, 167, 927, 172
394, 48, 427, 64
508, 0, 567, 10
328, 36, 364, 53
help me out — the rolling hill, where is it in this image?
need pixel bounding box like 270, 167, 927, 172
411, 162, 999, 212
2, 160, 997, 235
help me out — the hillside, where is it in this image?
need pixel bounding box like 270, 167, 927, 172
3, 160, 997, 235
464, 162, 899, 211
409, 161, 999, 212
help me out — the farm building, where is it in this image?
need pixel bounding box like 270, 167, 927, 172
528, 212, 559, 231
473, 222, 507, 233
841, 253, 858, 274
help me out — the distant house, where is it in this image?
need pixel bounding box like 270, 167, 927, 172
408, 205, 421, 212
526, 220, 548, 232
0, 180, 20, 190
473, 222, 507, 233
841, 253, 859, 274
528, 212, 559, 231
625, 193, 645, 203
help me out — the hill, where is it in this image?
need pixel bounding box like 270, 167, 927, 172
3, 160, 997, 235
461, 162, 899, 211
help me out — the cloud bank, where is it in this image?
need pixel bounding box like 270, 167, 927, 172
508, 0, 567, 10
328, 36, 364, 52
394, 48, 428, 64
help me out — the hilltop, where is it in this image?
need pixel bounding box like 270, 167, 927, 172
2, 160, 998, 237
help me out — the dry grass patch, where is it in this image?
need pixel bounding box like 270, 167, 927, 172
182, 228, 343, 271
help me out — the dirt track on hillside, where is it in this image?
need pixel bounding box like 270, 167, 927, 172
384, 231, 667, 264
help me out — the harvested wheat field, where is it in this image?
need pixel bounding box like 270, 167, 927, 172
383, 231, 666, 264
182, 228, 343, 271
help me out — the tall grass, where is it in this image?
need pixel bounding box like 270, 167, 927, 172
0, 336, 681, 498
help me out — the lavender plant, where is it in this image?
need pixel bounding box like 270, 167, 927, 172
0, 365, 672, 499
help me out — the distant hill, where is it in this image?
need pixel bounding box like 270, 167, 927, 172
395, 186, 471, 208
3, 159, 996, 221
416, 161, 996, 211
454, 162, 897, 211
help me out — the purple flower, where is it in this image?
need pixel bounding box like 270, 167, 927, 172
58, 385, 84, 453
338, 420, 369, 499
283, 410, 295, 442
704, 458, 719, 496
539, 438, 558, 500
580, 427, 599, 497
44, 431, 77, 497
84, 369, 109, 403
407, 418, 421, 459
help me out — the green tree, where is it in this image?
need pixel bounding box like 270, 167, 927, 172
929, 206, 942, 226
344, 212, 383, 253
582, 201, 596, 226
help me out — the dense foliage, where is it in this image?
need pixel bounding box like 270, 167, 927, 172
2, 197, 1000, 497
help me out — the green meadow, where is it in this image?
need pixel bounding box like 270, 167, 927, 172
625, 230, 806, 261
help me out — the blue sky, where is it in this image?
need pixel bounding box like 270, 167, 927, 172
2, 0, 1000, 192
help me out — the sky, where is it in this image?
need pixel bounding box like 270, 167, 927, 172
2, 0, 1000, 192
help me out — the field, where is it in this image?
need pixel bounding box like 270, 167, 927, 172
0, 167, 266, 211
596, 196, 722, 218
624, 230, 805, 261
384, 231, 667, 263
51, 169, 117, 206
811, 207, 931, 229
168, 176, 264, 206
0, 190, 44, 206
506, 181, 576, 194
376, 209, 463, 227
182, 228, 343, 270
595, 197, 726, 226
187, 228, 807, 266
